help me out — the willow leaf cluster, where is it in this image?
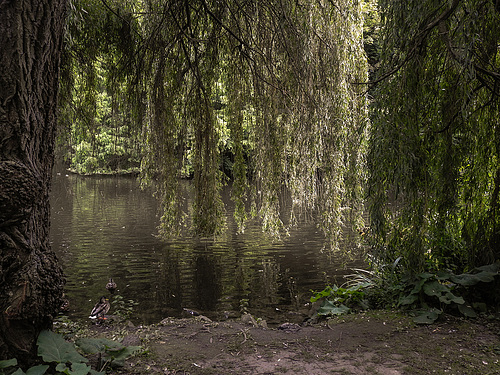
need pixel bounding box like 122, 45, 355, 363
369, 0, 500, 273
139, 0, 368, 247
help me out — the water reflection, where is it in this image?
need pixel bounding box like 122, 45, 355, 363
50, 172, 363, 324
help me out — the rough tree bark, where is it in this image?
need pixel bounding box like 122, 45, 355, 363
0, 0, 66, 365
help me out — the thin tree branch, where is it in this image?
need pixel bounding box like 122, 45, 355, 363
359, 0, 461, 86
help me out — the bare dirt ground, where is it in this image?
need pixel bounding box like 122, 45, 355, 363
89, 310, 500, 375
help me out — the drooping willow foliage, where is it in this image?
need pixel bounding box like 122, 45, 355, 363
59, 0, 142, 173
369, 0, 500, 273
61, 0, 368, 251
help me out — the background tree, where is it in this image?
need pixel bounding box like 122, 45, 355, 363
0, 0, 66, 364
58, 0, 142, 174
369, 0, 500, 274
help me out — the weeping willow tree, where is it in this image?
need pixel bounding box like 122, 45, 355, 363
139, 0, 368, 247
369, 0, 500, 274
62, 0, 368, 251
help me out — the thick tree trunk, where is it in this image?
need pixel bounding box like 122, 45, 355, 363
0, 0, 66, 365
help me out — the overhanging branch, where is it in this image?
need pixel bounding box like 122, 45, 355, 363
363, 0, 461, 86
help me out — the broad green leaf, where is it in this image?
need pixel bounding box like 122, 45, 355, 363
399, 293, 418, 305
410, 278, 426, 294
70, 362, 92, 375
435, 270, 453, 280
417, 272, 434, 279
355, 282, 372, 289
0, 359, 18, 369
438, 292, 464, 305
310, 286, 333, 302
103, 346, 142, 368
12, 369, 26, 375
327, 305, 350, 316
317, 300, 350, 316
451, 269, 496, 285
345, 283, 369, 291
55, 363, 68, 373
76, 338, 124, 355
450, 274, 480, 286
109, 358, 125, 368
76, 338, 141, 368
422, 281, 449, 297
458, 304, 477, 318
413, 309, 441, 324
74, 338, 102, 354
473, 271, 495, 283
475, 263, 500, 273
25, 365, 49, 375
106, 344, 140, 356
37, 330, 87, 364
107, 346, 141, 362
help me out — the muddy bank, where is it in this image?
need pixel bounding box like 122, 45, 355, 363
77, 310, 500, 374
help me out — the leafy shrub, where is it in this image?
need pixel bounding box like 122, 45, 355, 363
0, 330, 141, 375
111, 295, 138, 320
76, 338, 141, 369
313, 261, 500, 324
310, 284, 369, 317
396, 263, 500, 323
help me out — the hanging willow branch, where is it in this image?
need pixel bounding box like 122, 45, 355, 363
369, 0, 500, 273
62, 0, 368, 250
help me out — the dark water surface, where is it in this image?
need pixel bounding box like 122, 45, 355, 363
50, 172, 363, 324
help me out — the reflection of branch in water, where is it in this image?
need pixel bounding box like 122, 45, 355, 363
258, 260, 280, 305
287, 275, 300, 310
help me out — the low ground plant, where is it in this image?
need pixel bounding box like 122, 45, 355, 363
311, 262, 500, 324
0, 330, 141, 375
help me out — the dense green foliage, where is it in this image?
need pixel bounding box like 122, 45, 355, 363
369, 0, 500, 275
311, 262, 500, 323
59, 0, 142, 174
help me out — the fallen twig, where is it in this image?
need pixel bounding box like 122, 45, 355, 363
239, 328, 248, 344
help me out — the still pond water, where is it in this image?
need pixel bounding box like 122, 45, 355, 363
50, 172, 364, 324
